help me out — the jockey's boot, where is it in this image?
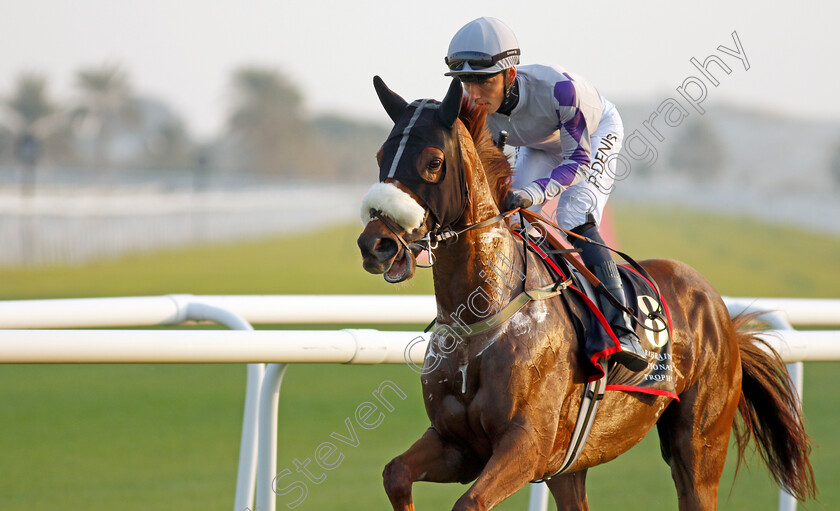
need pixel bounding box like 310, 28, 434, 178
570, 215, 647, 372
591, 260, 648, 372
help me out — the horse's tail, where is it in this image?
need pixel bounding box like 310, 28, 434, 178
731, 313, 816, 501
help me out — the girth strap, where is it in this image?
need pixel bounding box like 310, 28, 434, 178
533, 368, 607, 482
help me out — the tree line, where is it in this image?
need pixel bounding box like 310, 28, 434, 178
0, 64, 389, 183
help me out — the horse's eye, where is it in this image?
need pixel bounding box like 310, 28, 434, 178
417, 148, 445, 183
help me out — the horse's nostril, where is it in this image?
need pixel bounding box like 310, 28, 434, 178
372, 237, 398, 260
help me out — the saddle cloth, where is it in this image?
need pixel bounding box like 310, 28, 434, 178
520, 230, 678, 400
567, 264, 678, 399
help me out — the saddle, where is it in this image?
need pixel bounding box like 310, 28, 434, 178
510, 211, 677, 480
512, 209, 676, 396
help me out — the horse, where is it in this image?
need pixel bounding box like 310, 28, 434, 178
356, 76, 815, 511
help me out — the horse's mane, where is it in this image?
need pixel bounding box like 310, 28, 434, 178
457, 97, 513, 207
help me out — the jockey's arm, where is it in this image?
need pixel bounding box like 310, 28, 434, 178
519, 80, 593, 207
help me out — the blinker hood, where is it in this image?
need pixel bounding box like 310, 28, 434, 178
374, 76, 467, 230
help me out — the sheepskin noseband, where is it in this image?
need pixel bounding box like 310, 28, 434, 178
360, 182, 426, 231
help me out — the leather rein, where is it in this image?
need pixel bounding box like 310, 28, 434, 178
368, 205, 666, 332
368, 207, 519, 268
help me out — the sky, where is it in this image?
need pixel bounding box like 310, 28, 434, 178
1, 0, 838, 139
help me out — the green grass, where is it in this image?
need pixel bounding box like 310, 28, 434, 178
0, 224, 434, 299
611, 204, 840, 298
0, 205, 837, 510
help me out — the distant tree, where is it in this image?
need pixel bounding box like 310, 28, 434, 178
141, 118, 193, 169
0, 124, 12, 164
829, 140, 840, 189
6, 74, 55, 130
3, 74, 65, 191
227, 67, 306, 176
668, 118, 726, 180
310, 114, 389, 181
109, 96, 195, 170
72, 63, 138, 170
4, 74, 79, 170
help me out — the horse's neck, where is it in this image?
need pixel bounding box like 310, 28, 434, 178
431, 137, 524, 325
432, 224, 524, 327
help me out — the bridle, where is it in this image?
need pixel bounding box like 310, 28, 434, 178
368, 207, 520, 269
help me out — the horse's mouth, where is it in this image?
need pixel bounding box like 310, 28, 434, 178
384, 245, 416, 283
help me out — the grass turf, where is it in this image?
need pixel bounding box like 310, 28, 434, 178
0, 204, 837, 510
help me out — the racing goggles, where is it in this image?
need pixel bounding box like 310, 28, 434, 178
445, 48, 520, 72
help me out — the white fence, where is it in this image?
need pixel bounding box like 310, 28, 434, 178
0, 294, 838, 511
0, 185, 364, 267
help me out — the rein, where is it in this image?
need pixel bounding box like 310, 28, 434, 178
427, 209, 519, 245
368, 207, 521, 268
517, 209, 667, 333
370, 203, 666, 333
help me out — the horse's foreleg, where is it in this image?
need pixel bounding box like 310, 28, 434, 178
451, 427, 546, 511
546, 470, 589, 511
384, 426, 481, 511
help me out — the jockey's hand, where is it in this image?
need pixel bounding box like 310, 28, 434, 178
503, 189, 533, 211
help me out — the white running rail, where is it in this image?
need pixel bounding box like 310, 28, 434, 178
0, 294, 837, 511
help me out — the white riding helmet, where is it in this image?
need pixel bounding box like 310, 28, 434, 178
445, 17, 520, 77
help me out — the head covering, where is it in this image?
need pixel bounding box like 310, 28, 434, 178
374, 77, 468, 229
445, 17, 520, 77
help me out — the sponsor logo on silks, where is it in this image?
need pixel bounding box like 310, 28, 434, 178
637, 295, 669, 348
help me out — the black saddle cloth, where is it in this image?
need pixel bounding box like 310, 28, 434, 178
533, 239, 677, 399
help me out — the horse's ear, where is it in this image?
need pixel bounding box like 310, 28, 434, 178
373, 76, 408, 123
438, 77, 462, 128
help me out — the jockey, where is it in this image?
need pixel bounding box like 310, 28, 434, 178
444, 17, 647, 371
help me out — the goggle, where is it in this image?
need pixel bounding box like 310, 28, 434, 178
445, 48, 520, 72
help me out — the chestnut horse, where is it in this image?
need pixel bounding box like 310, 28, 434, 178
357, 77, 814, 511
